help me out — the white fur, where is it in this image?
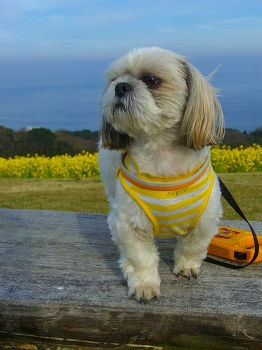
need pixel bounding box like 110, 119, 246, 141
98, 47, 224, 302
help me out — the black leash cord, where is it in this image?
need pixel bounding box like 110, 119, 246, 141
204, 177, 260, 269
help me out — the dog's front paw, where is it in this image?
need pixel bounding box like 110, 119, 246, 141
173, 266, 200, 279
128, 285, 160, 303
173, 257, 201, 280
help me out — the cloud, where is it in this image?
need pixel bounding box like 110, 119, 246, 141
199, 16, 262, 31
47, 14, 65, 23
0, 0, 262, 60
211, 16, 262, 25
0, 32, 13, 43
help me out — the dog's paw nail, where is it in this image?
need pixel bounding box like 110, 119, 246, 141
192, 272, 198, 279
129, 285, 160, 303
173, 266, 200, 279
191, 268, 199, 279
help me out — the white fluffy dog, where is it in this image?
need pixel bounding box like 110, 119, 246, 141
98, 47, 224, 302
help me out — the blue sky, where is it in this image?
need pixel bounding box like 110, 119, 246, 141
0, 0, 261, 60
0, 0, 261, 132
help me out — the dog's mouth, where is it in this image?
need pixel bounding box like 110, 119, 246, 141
114, 102, 127, 113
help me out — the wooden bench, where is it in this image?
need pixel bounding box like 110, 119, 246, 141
0, 209, 261, 349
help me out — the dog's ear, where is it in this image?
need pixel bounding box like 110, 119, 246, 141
178, 64, 225, 150
100, 118, 130, 150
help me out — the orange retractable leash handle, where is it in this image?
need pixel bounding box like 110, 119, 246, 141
208, 226, 262, 263
205, 177, 260, 269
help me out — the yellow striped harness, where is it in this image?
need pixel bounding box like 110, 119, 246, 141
117, 153, 215, 239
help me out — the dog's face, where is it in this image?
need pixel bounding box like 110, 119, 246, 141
101, 47, 224, 150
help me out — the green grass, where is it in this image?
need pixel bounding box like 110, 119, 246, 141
0, 173, 261, 221
0, 178, 108, 214
218, 172, 262, 221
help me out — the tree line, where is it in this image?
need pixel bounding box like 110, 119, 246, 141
0, 125, 261, 158
0, 126, 98, 158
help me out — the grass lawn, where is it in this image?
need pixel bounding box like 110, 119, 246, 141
0, 178, 108, 214
0, 173, 261, 221
219, 172, 262, 221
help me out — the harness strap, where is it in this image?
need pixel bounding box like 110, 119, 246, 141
205, 177, 260, 269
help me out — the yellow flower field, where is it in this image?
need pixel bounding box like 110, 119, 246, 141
0, 151, 99, 178
211, 144, 262, 173
0, 145, 261, 178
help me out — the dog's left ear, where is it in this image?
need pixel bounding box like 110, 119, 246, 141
178, 63, 225, 150
100, 118, 131, 150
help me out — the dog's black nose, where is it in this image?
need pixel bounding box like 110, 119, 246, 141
115, 82, 132, 98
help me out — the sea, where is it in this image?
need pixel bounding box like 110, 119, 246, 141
0, 55, 261, 133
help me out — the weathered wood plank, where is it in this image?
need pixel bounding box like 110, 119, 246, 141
0, 209, 261, 348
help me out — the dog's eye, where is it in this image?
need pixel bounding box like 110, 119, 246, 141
142, 76, 161, 88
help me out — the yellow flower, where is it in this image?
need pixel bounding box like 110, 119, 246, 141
211, 145, 262, 173
0, 146, 261, 178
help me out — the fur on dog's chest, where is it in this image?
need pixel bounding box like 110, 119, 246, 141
117, 152, 215, 238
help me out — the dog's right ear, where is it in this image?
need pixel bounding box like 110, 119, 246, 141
100, 118, 130, 150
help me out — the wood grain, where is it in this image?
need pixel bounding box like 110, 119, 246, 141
0, 209, 261, 347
